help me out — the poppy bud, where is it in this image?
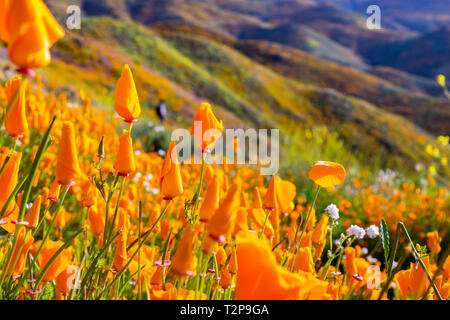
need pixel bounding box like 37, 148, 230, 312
114, 64, 141, 123
5, 75, 28, 138
160, 141, 183, 200
199, 174, 221, 222
24, 195, 41, 229
55, 121, 81, 186
171, 225, 195, 276
312, 215, 329, 244
88, 205, 105, 235
207, 182, 241, 244
5, 227, 33, 277
112, 232, 128, 272
0, 152, 22, 217
190, 103, 223, 153
114, 130, 136, 176
263, 175, 278, 211
229, 247, 238, 274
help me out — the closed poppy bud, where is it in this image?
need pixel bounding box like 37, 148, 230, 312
344, 247, 357, 278
426, 231, 441, 254
199, 174, 221, 222
160, 141, 183, 200
88, 205, 105, 235
294, 247, 315, 273
307, 161, 346, 189
48, 178, 61, 202
207, 182, 241, 244
24, 195, 41, 229
5, 227, 33, 277
220, 268, 232, 289
55, 121, 81, 186
0, 0, 65, 70
190, 102, 224, 153
5, 75, 28, 137
312, 215, 329, 244
229, 247, 238, 274
394, 270, 410, 298
216, 247, 227, 269
113, 231, 127, 272
114, 64, 141, 123
114, 130, 136, 176
263, 175, 278, 211
55, 265, 78, 296
172, 225, 195, 276
409, 256, 431, 297
0, 152, 22, 217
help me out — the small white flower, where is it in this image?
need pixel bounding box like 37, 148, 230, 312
154, 125, 165, 133
366, 225, 380, 239
392, 260, 398, 269
158, 149, 166, 157
145, 174, 153, 181
26, 203, 33, 210
366, 255, 378, 263
346, 225, 365, 239
361, 247, 369, 255
149, 188, 159, 195
132, 172, 142, 183
16, 140, 23, 147
324, 203, 339, 220
134, 150, 141, 156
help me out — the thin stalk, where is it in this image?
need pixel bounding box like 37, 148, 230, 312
137, 201, 142, 300
259, 209, 271, 238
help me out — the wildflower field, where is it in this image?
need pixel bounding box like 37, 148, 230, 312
0, 0, 448, 301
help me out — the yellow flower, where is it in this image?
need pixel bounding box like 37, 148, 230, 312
437, 135, 449, 146
428, 166, 436, 176
437, 74, 446, 87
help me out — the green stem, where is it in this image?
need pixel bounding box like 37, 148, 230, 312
100, 201, 170, 297
259, 209, 271, 239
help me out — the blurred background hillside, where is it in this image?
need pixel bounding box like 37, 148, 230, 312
1, 0, 449, 184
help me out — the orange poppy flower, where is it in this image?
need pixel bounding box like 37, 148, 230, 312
307, 161, 346, 189
24, 195, 41, 229
31, 240, 72, 282
0, 0, 65, 70
235, 234, 307, 300
199, 173, 221, 222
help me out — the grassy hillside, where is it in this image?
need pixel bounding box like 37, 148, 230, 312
3, 16, 445, 179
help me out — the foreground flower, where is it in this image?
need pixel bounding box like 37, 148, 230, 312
191, 102, 224, 153
114, 64, 141, 123
0, 0, 65, 70
31, 240, 71, 282
235, 233, 327, 299
160, 141, 183, 200
366, 225, 380, 239
5, 75, 28, 137
55, 121, 81, 186
307, 161, 346, 189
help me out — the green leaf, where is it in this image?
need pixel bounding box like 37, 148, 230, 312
380, 219, 390, 264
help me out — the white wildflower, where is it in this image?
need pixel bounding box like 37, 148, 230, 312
366, 225, 380, 239
346, 225, 365, 239
324, 203, 339, 220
